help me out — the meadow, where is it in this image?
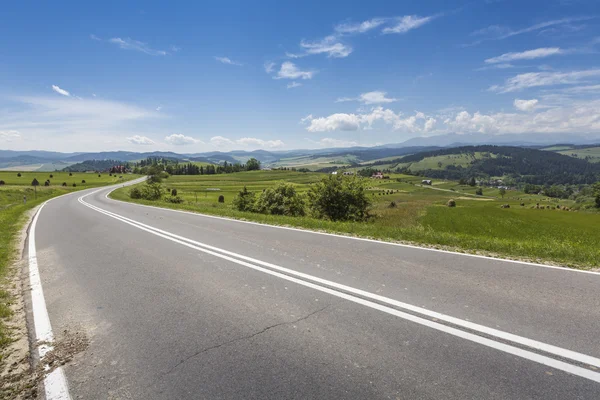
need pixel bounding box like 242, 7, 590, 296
0, 171, 140, 357
110, 170, 600, 269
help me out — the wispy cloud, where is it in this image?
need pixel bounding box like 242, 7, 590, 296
90, 34, 101, 41
334, 18, 386, 34
108, 38, 167, 56
466, 17, 594, 46
562, 84, 600, 93
164, 133, 201, 145
52, 85, 71, 97
210, 136, 284, 149
264, 62, 276, 73
127, 135, 155, 145
287, 82, 302, 89
289, 36, 352, 58
382, 15, 435, 34
490, 69, 600, 92
0, 130, 21, 142
485, 47, 564, 64
335, 91, 397, 104
214, 56, 243, 66
273, 62, 315, 80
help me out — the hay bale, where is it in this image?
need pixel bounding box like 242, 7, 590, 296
447, 199, 456, 207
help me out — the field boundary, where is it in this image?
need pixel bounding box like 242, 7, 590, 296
106, 184, 600, 276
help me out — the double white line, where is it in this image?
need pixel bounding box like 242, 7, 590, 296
79, 189, 600, 384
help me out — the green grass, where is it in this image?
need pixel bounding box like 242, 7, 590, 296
271, 154, 358, 170
0, 173, 140, 359
557, 146, 600, 163
394, 152, 497, 172
110, 171, 600, 269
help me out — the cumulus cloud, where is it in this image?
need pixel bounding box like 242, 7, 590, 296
514, 99, 539, 112
382, 15, 434, 34
127, 135, 155, 145
274, 62, 315, 80
490, 69, 600, 93
336, 91, 397, 104
334, 18, 386, 34
164, 133, 201, 145
0, 130, 21, 142
485, 47, 563, 64
108, 38, 167, 56
210, 136, 284, 149
214, 56, 243, 66
304, 113, 361, 132
52, 85, 70, 97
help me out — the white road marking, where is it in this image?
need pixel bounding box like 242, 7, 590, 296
103, 188, 600, 276
79, 190, 600, 383
29, 203, 72, 400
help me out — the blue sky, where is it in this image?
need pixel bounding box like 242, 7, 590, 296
1, 0, 599, 152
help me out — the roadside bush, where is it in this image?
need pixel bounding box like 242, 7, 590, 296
254, 182, 305, 217
232, 186, 256, 212
307, 175, 370, 221
475, 188, 483, 196
171, 188, 178, 196
140, 182, 163, 200
218, 195, 225, 203
165, 196, 184, 204
130, 187, 142, 199
447, 199, 456, 207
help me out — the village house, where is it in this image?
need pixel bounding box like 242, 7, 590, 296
371, 172, 384, 179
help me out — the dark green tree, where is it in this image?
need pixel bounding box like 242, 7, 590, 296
246, 158, 261, 171
232, 186, 256, 212
254, 182, 305, 216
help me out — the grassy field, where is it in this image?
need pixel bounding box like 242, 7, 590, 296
270, 154, 358, 170
0, 172, 140, 360
556, 146, 600, 163
110, 171, 600, 269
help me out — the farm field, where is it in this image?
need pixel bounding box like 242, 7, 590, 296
270, 154, 358, 170
556, 146, 600, 163
0, 171, 140, 355
110, 170, 600, 269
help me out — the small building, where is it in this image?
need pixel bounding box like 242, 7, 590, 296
371, 172, 384, 179
422, 179, 432, 185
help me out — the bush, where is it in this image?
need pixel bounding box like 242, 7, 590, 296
307, 175, 370, 221
165, 196, 184, 204
171, 188, 178, 197
140, 182, 163, 200
218, 195, 225, 203
81, 180, 86, 184
475, 188, 483, 196
130, 187, 142, 199
254, 182, 305, 216
447, 199, 456, 207
232, 186, 256, 212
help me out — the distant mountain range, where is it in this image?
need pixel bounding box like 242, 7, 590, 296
1, 132, 599, 170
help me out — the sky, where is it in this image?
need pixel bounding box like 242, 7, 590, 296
1, 0, 599, 153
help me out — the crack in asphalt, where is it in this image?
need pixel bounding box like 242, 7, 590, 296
163, 305, 330, 376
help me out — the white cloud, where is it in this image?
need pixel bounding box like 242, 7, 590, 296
274, 62, 315, 80
334, 18, 386, 34
108, 38, 167, 56
170, 45, 181, 52
90, 34, 101, 41
156, 106, 162, 111
210, 136, 235, 147
52, 85, 70, 97
0, 130, 21, 142
214, 56, 243, 66
127, 135, 155, 145
164, 134, 200, 145
305, 113, 362, 132
514, 99, 539, 112
490, 69, 600, 92
318, 138, 359, 148
485, 47, 563, 64
382, 15, 434, 34
335, 91, 397, 104
562, 84, 600, 93
264, 62, 276, 73
294, 35, 352, 58
287, 81, 302, 89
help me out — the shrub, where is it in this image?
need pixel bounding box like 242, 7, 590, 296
307, 175, 370, 221
0, 180, 4, 186
475, 188, 483, 196
81, 180, 86, 184
17, 173, 21, 177
129, 187, 142, 199
232, 186, 256, 212
218, 195, 225, 203
165, 196, 184, 204
72, 183, 77, 187
389, 201, 397, 208
447, 199, 456, 207
140, 182, 163, 200
171, 188, 178, 196
255, 182, 305, 217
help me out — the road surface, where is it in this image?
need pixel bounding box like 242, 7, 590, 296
27, 181, 600, 399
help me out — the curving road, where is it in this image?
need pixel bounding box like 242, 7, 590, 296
28, 181, 600, 399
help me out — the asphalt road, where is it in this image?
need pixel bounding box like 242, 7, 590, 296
28, 181, 600, 399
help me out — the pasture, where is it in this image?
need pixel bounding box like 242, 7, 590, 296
110, 170, 600, 269
0, 170, 135, 188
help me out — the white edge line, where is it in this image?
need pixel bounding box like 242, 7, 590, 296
102, 186, 600, 276
79, 192, 600, 383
